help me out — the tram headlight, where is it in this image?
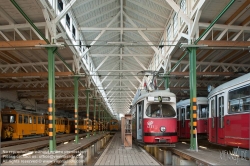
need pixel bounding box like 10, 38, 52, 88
160, 126, 166, 132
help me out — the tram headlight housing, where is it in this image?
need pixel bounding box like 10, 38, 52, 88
160, 126, 166, 132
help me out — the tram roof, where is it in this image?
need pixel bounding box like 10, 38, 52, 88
208, 72, 250, 98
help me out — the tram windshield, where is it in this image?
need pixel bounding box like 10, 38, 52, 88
111, 121, 117, 125
146, 104, 176, 118
2, 114, 16, 123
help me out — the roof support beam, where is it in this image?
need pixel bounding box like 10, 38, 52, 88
197, 40, 250, 47
0, 40, 47, 48
80, 11, 120, 58
90, 54, 152, 57
79, 27, 164, 31
0, 72, 74, 78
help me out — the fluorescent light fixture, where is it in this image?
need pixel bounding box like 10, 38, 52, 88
23, 76, 40, 78
107, 41, 136, 45
203, 75, 219, 77
180, 43, 208, 48
35, 43, 65, 47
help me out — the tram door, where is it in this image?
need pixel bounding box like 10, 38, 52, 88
177, 108, 181, 137
136, 101, 143, 140
209, 94, 225, 144
180, 107, 186, 137
33, 116, 37, 132
209, 96, 217, 143
216, 94, 225, 145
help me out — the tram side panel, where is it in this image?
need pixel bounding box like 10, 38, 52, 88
208, 73, 250, 150
177, 97, 208, 139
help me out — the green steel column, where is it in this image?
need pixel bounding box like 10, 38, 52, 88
47, 47, 56, 152
93, 98, 96, 135
189, 47, 197, 150
164, 77, 169, 89
86, 90, 90, 138
98, 103, 101, 134
52, 48, 57, 150
74, 77, 79, 143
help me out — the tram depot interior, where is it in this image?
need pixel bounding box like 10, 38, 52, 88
0, 0, 250, 161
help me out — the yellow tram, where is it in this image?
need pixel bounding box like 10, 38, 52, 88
109, 119, 119, 131
1, 108, 45, 139
78, 118, 92, 133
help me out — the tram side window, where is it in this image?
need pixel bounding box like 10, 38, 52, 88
229, 85, 250, 113
38, 117, 41, 124
138, 102, 143, 129
177, 108, 179, 120
199, 105, 208, 118
244, 97, 250, 111
24, 116, 28, 124
211, 99, 215, 128
19, 115, 23, 123
186, 106, 190, 120
29, 116, 32, 124
34, 117, 36, 124
181, 108, 185, 120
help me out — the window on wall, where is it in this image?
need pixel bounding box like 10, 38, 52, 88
66, 14, 70, 29
180, 0, 186, 24
161, 39, 165, 56
154, 54, 157, 70
58, 0, 63, 12
173, 13, 178, 36
72, 24, 76, 40
167, 25, 172, 45
79, 40, 82, 51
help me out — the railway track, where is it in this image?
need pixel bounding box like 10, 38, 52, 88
1, 133, 111, 165
1, 133, 87, 157
1, 133, 77, 148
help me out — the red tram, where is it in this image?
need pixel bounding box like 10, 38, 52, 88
207, 73, 249, 150
131, 89, 177, 144
176, 97, 208, 139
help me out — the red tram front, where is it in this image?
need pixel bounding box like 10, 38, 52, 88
131, 89, 177, 144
